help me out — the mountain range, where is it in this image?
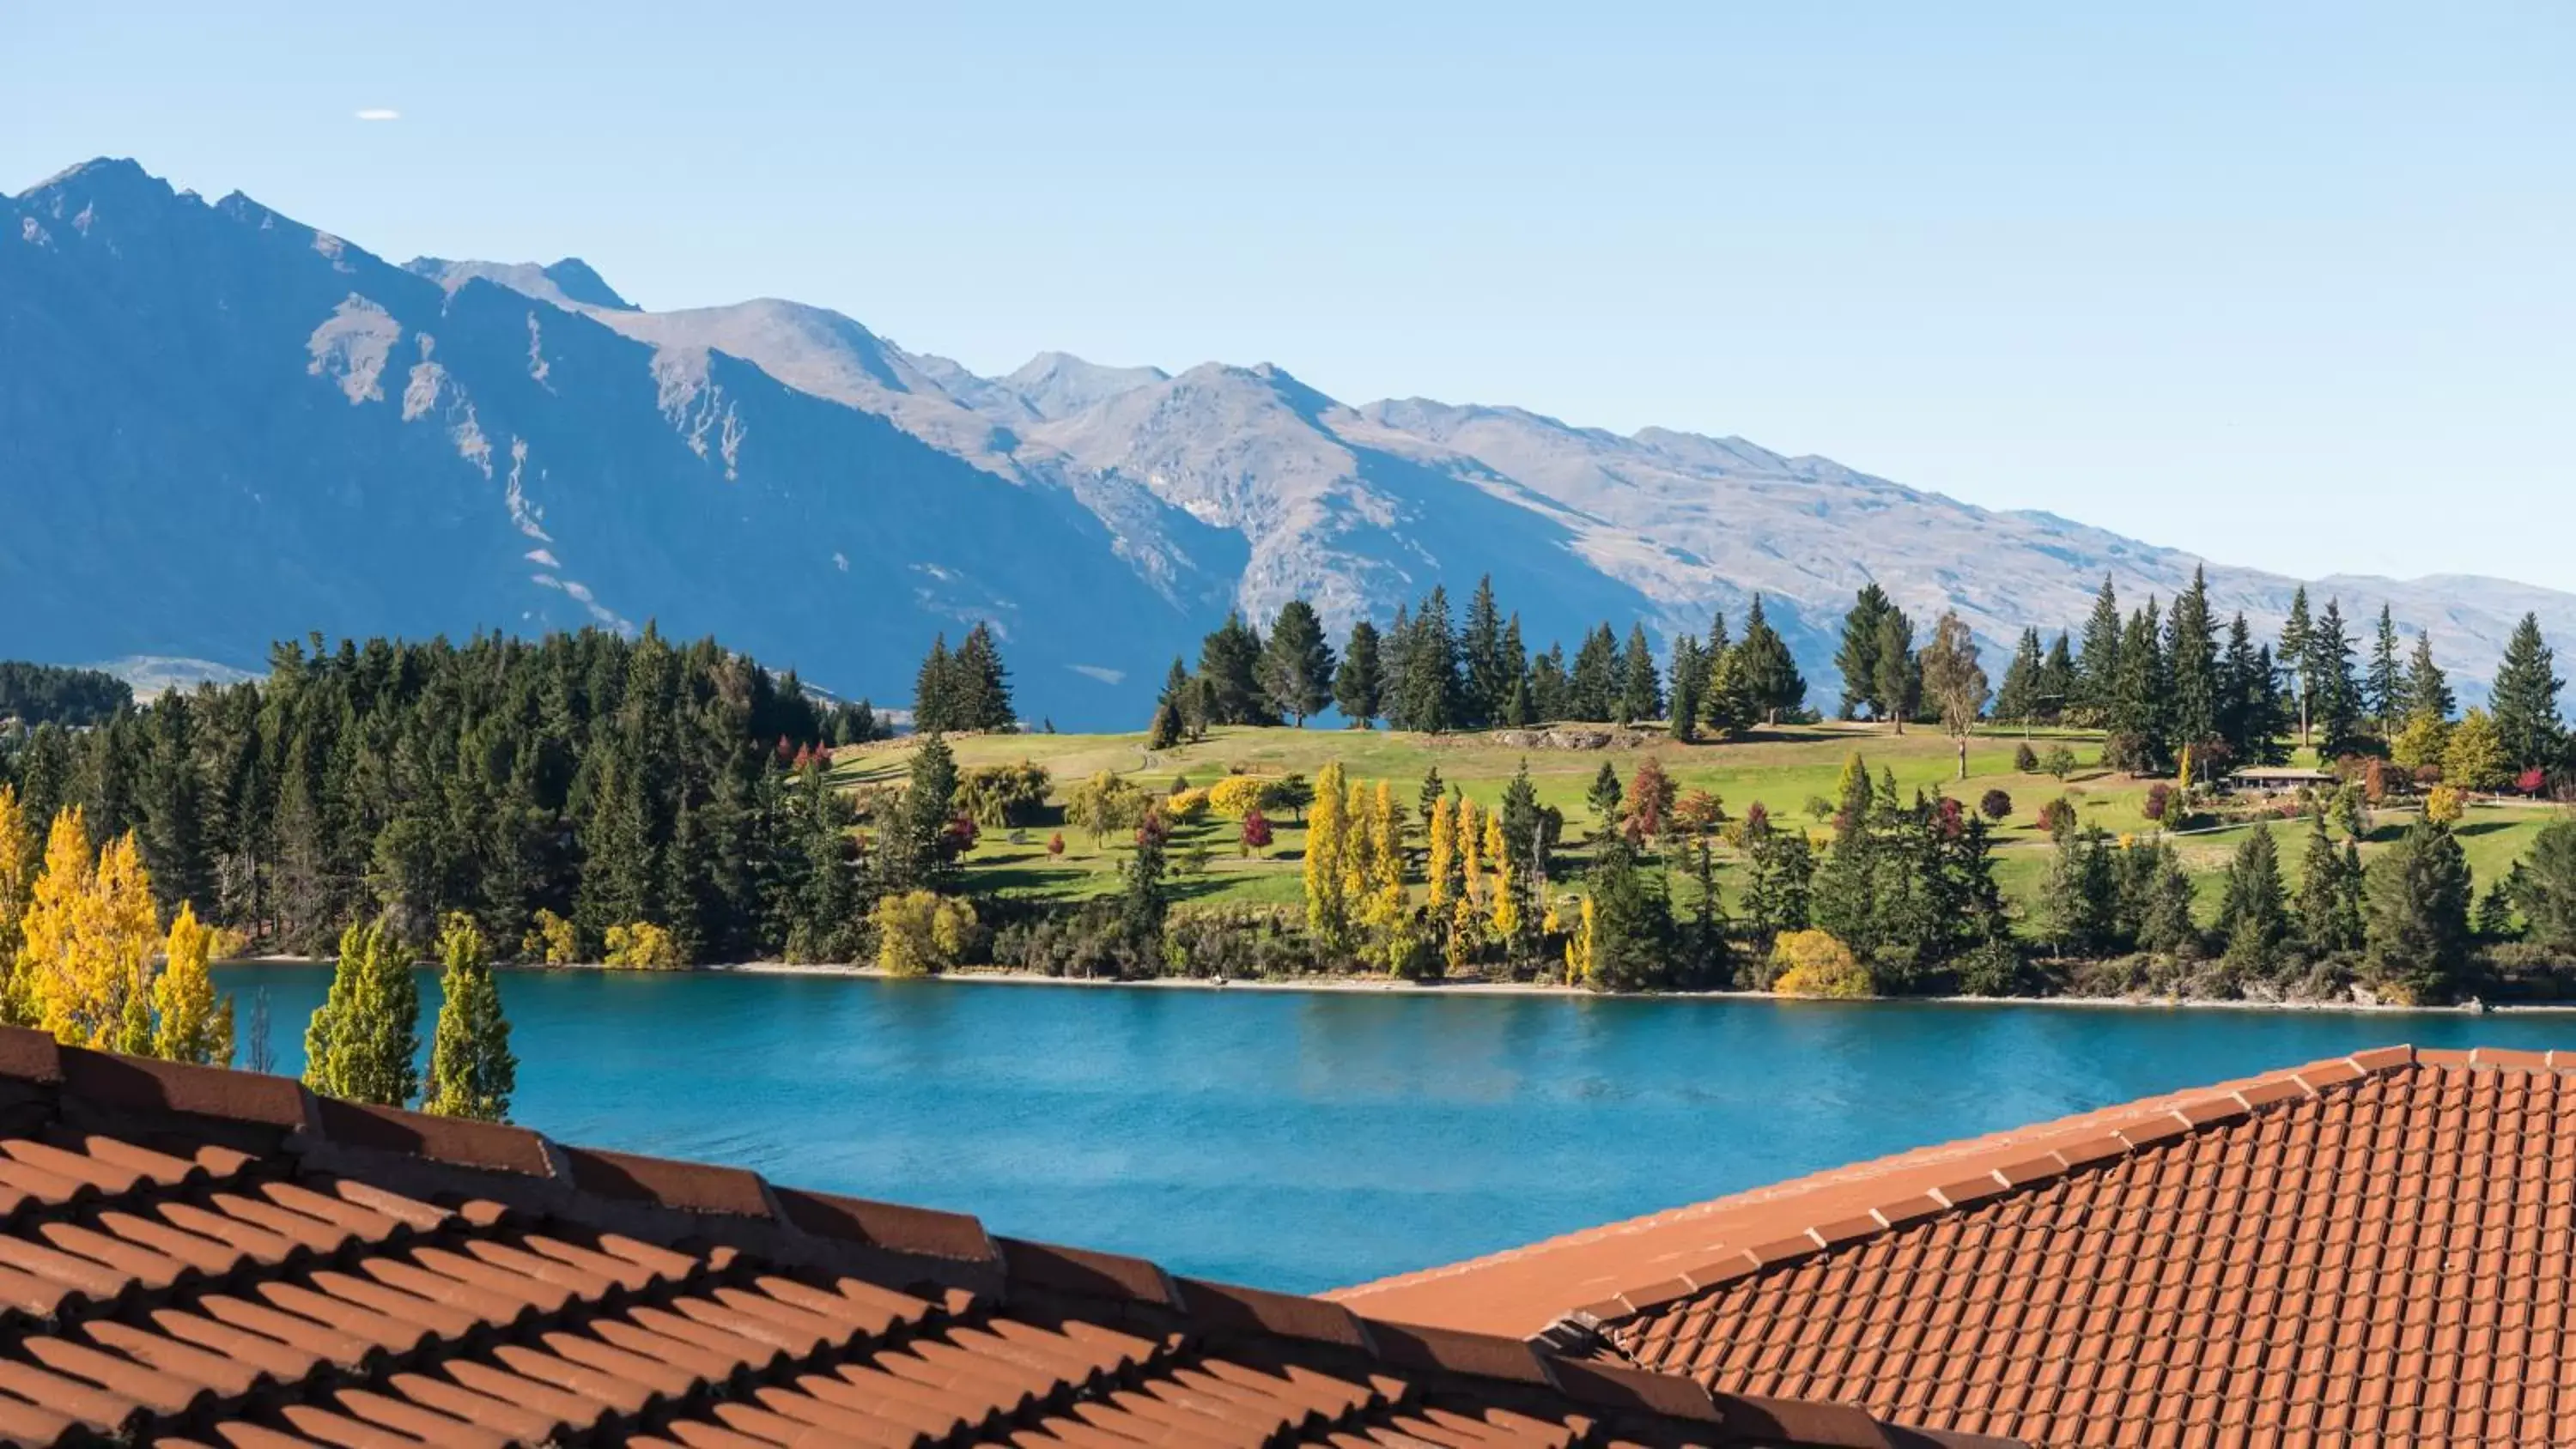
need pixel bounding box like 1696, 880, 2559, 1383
7, 157, 2569, 724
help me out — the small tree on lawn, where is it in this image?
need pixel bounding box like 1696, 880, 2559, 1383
1241, 808, 1273, 858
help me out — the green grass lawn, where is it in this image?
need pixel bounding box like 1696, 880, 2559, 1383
833, 723, 2566, 918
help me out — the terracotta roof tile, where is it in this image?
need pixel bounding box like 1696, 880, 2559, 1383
0, 1028, 2002, 1449
1333, 1046, 2576, 1447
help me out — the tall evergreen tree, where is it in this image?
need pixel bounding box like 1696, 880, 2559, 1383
1666, 634, 1704, 744
1568, 625, 1619, 722
1459, 577, 1509, 730
1616, 625, 1663, 726
1528, 644, 1572, 724
2403, 632, 2454, 724
303, 924, 419, 1107
2365, 605, 2403, 733
2038, 631, 2075, 724
2364, 817, 2474, 1002
2074, 577, 2124, 725
2107, 603, 2170, 773
2489, 613, 2564, 772
2166, 567, 2219, 756
2215, 825, 2291, 978
1195, 613, 1276, 726
1868, 608, 1918, 731
1734, 596, 1807, 724
912, 635, 957, 735
950, 622, 1015, 731
1833, 585, 1894, 720
2295, 812, 2364, 955
2305, 599, 2365, 757
1333, 620, 1382, 728
1993, 628, 2045, 732
1258, 600, 1335, 726
1391, 588, 1461, 732
2279, 586, 2314, 747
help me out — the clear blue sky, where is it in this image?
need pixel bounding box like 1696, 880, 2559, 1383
8, 3, 2571, 591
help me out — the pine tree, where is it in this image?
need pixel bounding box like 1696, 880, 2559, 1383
950, 622, 1015, 731
2489, 613, 2564, 772
2105, 604, 2169, 773
1258, 600, 1335, 726
2280, 586, 2313, 747
138, 693, 213, 918
1667, 634, 1704, 744
2215, 614, 2265, 765
2366, 605, 2403, 733
1586, 761, 1624, 832
1735, 597, 1807, 724
1392, 589, 1461, 732
2166, 567, 2219, 755
912, 635, 956, 735
2038, 632, 2075, 724
1616, 626, 1662, 726
2364, 817, 2474, 1003
890, 733, 960, 891
1993, 628, 2044, 732
1569, 625, 1619, 722
2215, 826, 2291, 977
1196, 613, 1276, 726
1868, 608, 1918, 731
1498, 617, 1530, 725
1460, 577, 1509, 730
2403, 632, 2454, 724
425, 914, 517, 1121
1528, 645, 1571, 724
2295, 812, 2362, 955
1834, 585, 1894, 720
2306, 599, 2364, 757
2075, 577, 2123, 725
1333, 621, 1382, 728
1121, 809, 1169, 949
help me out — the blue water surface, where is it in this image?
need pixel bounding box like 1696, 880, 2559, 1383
212, 965, 2576, 1294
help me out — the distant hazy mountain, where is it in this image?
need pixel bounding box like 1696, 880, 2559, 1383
6, 157, 2569, 722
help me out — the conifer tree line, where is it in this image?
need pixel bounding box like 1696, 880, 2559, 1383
909, 622, 1018, 734
1130, 576, 1807, 742
0, 627, 884, 968
0, 663, 132, 729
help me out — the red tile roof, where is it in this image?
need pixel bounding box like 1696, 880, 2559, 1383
1332, 1046, 2576, 1447
0, 1028, 2003, 1449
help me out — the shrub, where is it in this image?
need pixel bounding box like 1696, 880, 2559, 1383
872, 891, 977, 977
1956, 939, 2044, 997
2042, 745, 2078, 779
1046, 832, 1066, 858
522, 908, 579, 966
2142, 783, 2172, 823
2036, 797, 2078, 837
1771, 930, 1872, 998
1207, 775, 1271, 818
2423, 785, 2466, 826
1163, 788, 1211, 824
953, 761, 1052, 828
603, 921, 682, 970
1804, 795, 1836, 822
1978, 789, 2014, 822
2013, 742, 2040, 773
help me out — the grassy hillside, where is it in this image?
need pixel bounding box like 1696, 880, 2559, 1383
833, 723, 2561, 918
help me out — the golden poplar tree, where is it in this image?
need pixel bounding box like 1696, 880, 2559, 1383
1426, 796, 1457, 909
153, 902, 233, 1065
1303, 762, 1348, 946
0, 787, 33, 999
15, 809, 95, 1032
87, 834, 163, 1052
1457, 797, 1484, 906
1339, 780, 1374, 917
1481, 808, 1510, 923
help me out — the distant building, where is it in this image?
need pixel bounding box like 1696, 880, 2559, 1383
2224, 765, 2338, 794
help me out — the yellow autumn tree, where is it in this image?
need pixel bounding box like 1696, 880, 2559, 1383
1563, 894, 1596, 985
1483, 808, 1516, 936
1427, 795, 1458, 909
21, 818, 163, 1048
153, 902, 234, 1066
1303, 761, 1349, 948
0, 786, 33, 998
1340, 779, 1375, 922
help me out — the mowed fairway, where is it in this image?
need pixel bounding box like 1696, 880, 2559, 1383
831, 724, 2564, 915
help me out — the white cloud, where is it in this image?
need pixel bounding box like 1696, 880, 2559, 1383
354, 108, 401, 122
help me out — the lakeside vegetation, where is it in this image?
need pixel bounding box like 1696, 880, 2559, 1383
3, 562, 2575, 1052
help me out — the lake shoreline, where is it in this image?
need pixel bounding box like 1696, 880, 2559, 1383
222, 954, 2554, 1015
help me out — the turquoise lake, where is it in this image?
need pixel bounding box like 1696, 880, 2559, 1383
211, 965, 2575, 1294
